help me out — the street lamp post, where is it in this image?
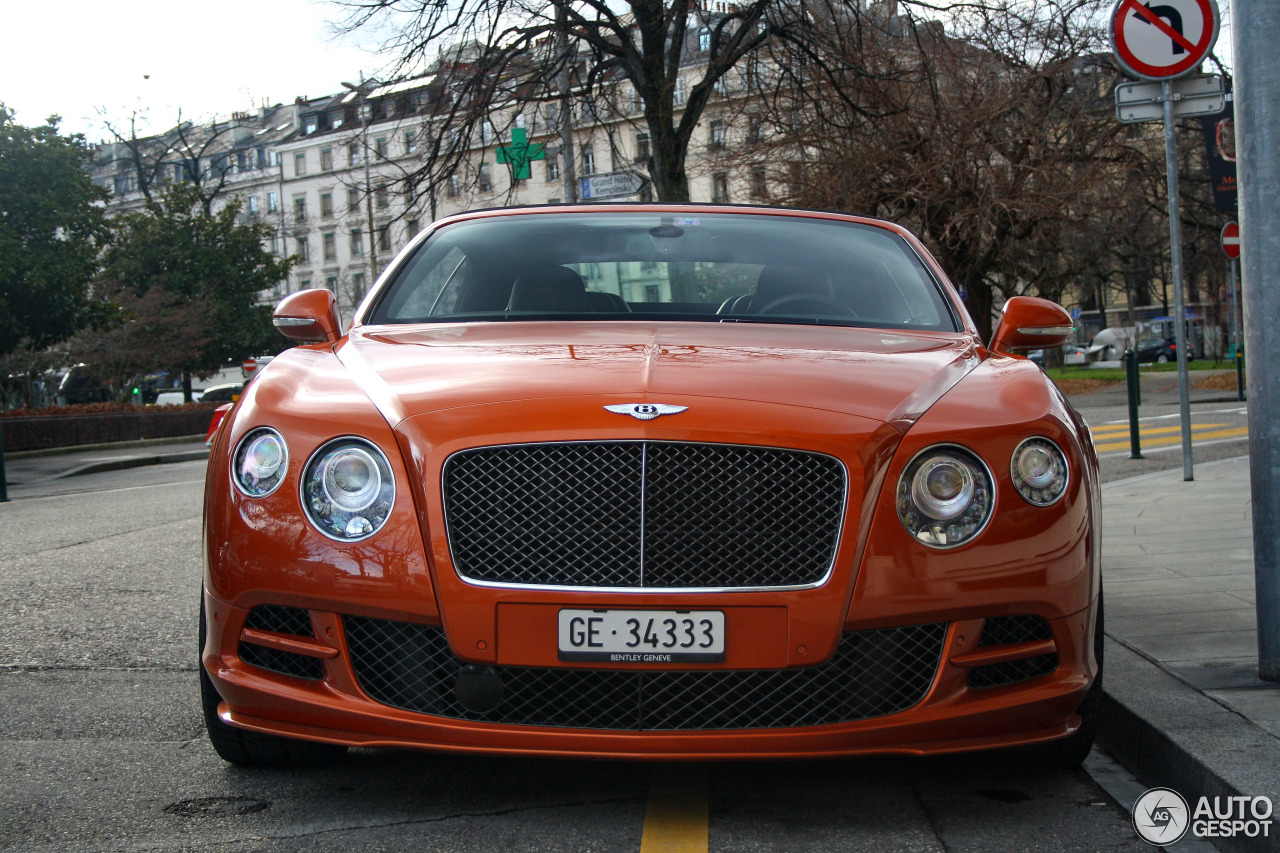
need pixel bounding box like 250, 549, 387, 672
342, 82, 379, 304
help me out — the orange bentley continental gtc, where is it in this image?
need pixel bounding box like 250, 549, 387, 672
201, 204, 1100, 768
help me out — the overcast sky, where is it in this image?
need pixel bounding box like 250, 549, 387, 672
2, 0, 391, 142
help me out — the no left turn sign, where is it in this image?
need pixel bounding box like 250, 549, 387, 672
1111, 0, 1219, 80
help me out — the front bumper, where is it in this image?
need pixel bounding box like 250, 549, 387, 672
202, 588, 1097, 760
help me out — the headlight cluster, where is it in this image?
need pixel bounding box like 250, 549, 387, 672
896, 446, 994, 548
1011, 437, 1069, 506
302, 437, 396, 541
231, 431, 396, 541
896, 437, 1070, 549
232, 428, 288, 497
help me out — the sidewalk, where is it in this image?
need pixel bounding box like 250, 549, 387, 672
1097, 455, 1280, 853
2, 436, 209, 488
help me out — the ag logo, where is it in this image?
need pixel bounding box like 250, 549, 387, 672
604, 403, 688, 421
1133, 787, 1190, 845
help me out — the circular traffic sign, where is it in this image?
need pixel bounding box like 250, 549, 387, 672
1111, 0, 1219, 80
1221, 221, 1240, 259
242, 357, 258, 374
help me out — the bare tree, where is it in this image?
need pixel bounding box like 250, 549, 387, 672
741, 0, 1157, 338
333, 0, 890, 201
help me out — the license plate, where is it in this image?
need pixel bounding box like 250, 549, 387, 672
558, 609, 726, 663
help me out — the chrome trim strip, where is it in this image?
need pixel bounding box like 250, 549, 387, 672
439, 439, 850, 593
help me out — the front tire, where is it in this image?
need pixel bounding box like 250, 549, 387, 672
199, 604, 345, 768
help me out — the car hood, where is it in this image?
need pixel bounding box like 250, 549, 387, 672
336, 321, 980, 430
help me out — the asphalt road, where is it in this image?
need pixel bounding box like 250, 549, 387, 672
1, 397, 1244, 853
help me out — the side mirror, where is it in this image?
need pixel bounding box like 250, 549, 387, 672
989, 296, 1073, 356
272, 288, 342, 343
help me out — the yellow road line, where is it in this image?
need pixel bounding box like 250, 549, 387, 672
1094, 427, 1249, 452
639, 764, 709, 853
1091, 423, 1228, 437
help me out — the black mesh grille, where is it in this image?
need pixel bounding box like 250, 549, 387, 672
343, 616, 945, 730
244, 604, 314, 638
442, 442, 845, 589
967, 654, 1059, 689
238, 642, 325, 680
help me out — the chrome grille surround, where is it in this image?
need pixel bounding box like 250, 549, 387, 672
441, 441, 847, 591
343, 616, 947, 730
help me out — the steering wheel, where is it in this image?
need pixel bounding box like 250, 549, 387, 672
717, 294, 748, 314
757, 294, 855, 316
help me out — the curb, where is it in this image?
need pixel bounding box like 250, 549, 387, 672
1098, 639, 1280, 853
53, 449, 209, 479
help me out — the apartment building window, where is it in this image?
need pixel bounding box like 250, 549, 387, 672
751, 166, 768, 199
294, 152, 307, 176
375, 184, 389, 209
546, 157, 560, 182
296, 235, 310, 263
320, 192, 334, 218
257, 146, 269, 169
447, 172, 460, 197
235, 151, 248, 173
304, 117, 318, 134
346, 187, 359, 212
352, 271, 366, 299
320, 147, 333, 171
350, 228, 365, 255
293, 195, 307, 222
635, 132, 650, 164
268, 231, 279, 254
323, 231, 337, 261
247, 195, 259, 215
349, 141, 363, 166
330, 110, 345, 129
699, 26, 711, 52
405, 130, 417, 154
478, 163, 492, 192
300, 278, 311, 291
268, 150, 280, 167
267, 190, 278, 213
674, 77, 687, 105
378, 225, 391, 252
172, 163, 186, 182
712, 172, 729, 202
406, 218, 420, 239
481, 121, 495, 145
709, 120, 725, 149
581, 144, 595, 176
326, 274, 339, 292
375, 137, 388, 159
747, 117, 763, 143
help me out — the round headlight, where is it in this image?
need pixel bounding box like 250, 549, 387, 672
1011, 437, 1069, 506
897, 445, 994, 548
302, 438, 395, 541
232, 428, 288, 497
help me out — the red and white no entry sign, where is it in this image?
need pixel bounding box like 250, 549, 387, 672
1111, 0, 1219, 80
1221, 221, 1240, 259
242, 357, 258, 374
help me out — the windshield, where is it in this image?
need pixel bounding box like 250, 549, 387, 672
366, 211, 959, 332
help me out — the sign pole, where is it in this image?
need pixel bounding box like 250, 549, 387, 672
1229, 256, 1239, 354
1234, 0, 1280, 682
1162, 78, 1195, 481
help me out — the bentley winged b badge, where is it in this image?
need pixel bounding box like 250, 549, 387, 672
604, 403, 688, 421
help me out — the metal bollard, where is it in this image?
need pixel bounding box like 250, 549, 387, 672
1237, 349, 1246, 402
0, 415, 8, 502
1125, 348, 1143, 459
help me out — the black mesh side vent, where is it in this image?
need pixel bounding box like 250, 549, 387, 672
244, 604, 314, 638
344, 617, 946, 730
238, 642, 325, 680
967, 654, 1059, 689
978, 614, 1052, 647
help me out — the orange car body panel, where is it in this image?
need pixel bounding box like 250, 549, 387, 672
202, 204, 1100, 759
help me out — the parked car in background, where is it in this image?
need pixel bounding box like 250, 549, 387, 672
1135, 337, 1179, 364
199, 382, 248, 404
56, 365, 112, 405
201, 204, 1101, 771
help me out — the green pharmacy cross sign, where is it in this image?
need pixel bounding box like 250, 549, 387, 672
495, 128, 546, 181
